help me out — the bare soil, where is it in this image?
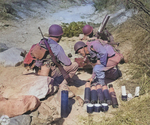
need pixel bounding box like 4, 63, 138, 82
0, 1, 136, 125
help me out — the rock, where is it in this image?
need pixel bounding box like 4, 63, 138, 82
30, 110, 39, 118
0, 115, 10, 125
32, 99, 61, 124
39, 103, 53, 114
0, 47, 24, 67
110, 8, 137, 26
38, 103, 54, 120
31, 117, 52, 125
38, 107, 51, 120
0, 43, 9, 52
16, 48, 27, 57
2, 74, 54, 99
3, 4, 15, 14
52, 114, 61, 122
9, 115, 31, 125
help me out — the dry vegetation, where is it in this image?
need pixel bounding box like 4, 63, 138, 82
81, 1, 150, 124
0, 0, 150, 125
76, 15, 150, 124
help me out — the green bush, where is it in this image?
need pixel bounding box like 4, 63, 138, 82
61, 21, 86, 38
61, 21, 100, 38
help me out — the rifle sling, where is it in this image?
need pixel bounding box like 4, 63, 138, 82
43, 39, 70, 81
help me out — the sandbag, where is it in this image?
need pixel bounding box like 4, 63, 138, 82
105, 68, 121, 80
2, 74, 54, 99
0, 95, 41, 118
0, 47, 24, 67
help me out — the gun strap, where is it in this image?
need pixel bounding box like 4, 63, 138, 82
43, 39, 70, 81
43, 39, 54, 57
90, 45, 98, 54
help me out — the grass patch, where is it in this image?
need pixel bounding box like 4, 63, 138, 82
101, 94, 150, 125
122, 64, 150, 95
79, 94, 150, 125
0, 2, 17, 20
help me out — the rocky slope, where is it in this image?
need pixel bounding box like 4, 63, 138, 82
1, 0, 147, 125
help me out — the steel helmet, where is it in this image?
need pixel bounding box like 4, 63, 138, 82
82, 25, 93, 36
74, 41, 87, 54
49, 24, 63, 36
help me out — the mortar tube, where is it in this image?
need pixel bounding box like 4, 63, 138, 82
96, 84, 105, 104
84, 82, 91, 103
61, 90, 69, 118
91, 85, 98, 104
108, 84, 118, 108
103, 85, 112, 105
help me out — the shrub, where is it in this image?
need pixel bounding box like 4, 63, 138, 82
61, 21, 100, 38
61, 21, 86, 38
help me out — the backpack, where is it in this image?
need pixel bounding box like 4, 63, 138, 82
23, 39, 49, 68
105, 68, 122, 80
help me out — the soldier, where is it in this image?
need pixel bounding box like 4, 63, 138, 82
76, 25, 123, 67
24, 24, 79, 98
74, 25, 123, 80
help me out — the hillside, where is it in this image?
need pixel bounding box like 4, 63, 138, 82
0, 0, 150, 125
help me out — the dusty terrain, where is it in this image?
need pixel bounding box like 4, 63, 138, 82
0, 36, 131, 125
0, 0, 137, 125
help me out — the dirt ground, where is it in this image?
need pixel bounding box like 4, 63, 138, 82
0, 1, 135, 125
0, 18, 132, 125
0, 39, 132, 125
0, 18, 133, 125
